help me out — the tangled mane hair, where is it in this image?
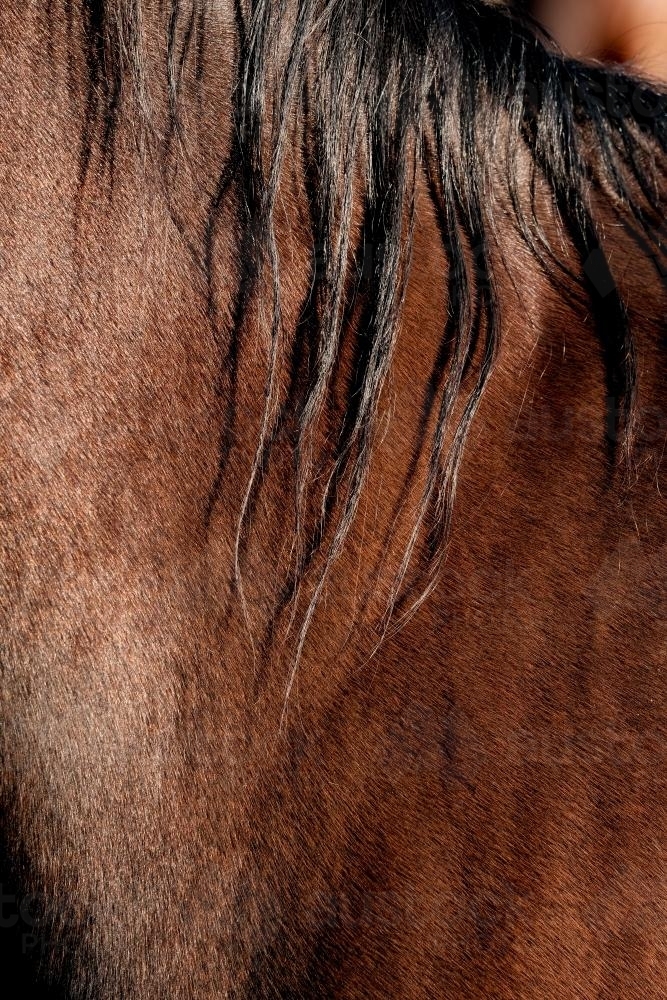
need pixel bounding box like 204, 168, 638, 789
76, 0, 667, 681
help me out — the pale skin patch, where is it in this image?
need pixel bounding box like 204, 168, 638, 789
534, 0, 667, 80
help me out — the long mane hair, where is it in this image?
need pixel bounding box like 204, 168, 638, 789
2, 4, 667, 996
73, 1, 667, 669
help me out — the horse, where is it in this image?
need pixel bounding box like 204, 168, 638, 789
0, 2, 665, 997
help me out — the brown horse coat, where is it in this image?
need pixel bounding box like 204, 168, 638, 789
0, 3, 666, 997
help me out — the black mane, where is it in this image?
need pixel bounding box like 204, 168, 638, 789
77, 0, 667, 667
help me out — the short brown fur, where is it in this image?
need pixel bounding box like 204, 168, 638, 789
0, 3, 666, 998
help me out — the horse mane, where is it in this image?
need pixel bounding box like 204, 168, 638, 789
75, 0, 667, 676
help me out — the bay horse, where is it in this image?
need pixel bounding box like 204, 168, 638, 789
0, 2, 666, 997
